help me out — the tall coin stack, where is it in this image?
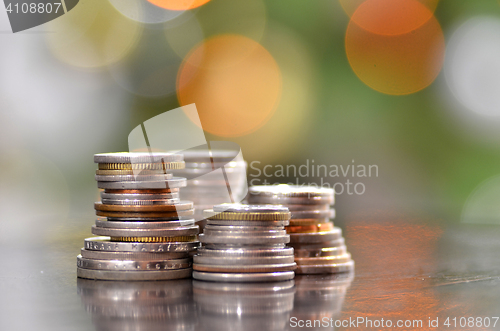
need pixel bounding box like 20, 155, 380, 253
77, 152, 200, 281
171, 149, 247, 230
248, 185, 354, 274
193, 204, 297, 282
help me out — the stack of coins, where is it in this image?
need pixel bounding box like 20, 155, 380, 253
193, 204, 297, 282
247, 185, 354, 274
171, 149, 247, 229
77, 152, 200, 281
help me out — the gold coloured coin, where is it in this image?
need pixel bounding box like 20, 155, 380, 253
98, 162, 185, 170
111, 236, 198, 243
204, 210, 291, 221
288, 218, 331, 226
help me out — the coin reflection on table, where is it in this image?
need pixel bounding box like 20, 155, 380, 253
77, 278, 196, 330
288, 273, 354, 330
193, 280, 295, 331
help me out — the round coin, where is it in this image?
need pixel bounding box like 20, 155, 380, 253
193, 263, 297, 273
197, 247, 294, 257
288, 218, 331, 226
286, 204, 330, 211
80, 248, 189, 260
95, 209, 194, 218
98, 161, 185, 170
289, 228, 342, 244
95, 201, 193, 212
286, 222, 334, 233
192, 271, 295, 282
101, 192, 179, 200
95, 219, 195, 229
295, 260, 355, 274
94, 152, 183, 164
95, 174, 173, 182
206, 219, 290, 227
91, 225, 199, 238
97, 177, 187, 190
203, 209, 291, 221
77, 255, 191, 271
204, 225, 284, 231
104, 189, 178, 194
111, 236, 198, 243
96, 169, 178, 176
289, 238, 346, 249
100, 199, 179, 205
290, 209, 333, 219
248, 185, 334, 203
193, 255, 295, 265
294, 254, 352, 265
199, 233, 290, 245
84, 236, 199, 252
213, 204, 289, 213
77, 267, 192, 281
293, 245, 347, 258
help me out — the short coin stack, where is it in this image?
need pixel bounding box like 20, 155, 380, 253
171, 149, 247, 229
248, 185, 354, 274
193, 204, 297, 282
77, 152, 200, 281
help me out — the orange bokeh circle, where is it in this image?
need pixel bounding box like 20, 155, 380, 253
345, 0, 445, 95
177, 35, 282, 137
340, 0, 440, 30
348, 0, 438, 35
148, 0, 211, 11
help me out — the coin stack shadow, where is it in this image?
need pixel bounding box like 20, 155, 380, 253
77, 152, 200, 281
193, 204, 297, 282
247, 185, 354, 274
194, 280, 295, 331
77, 278, 197, 329
288, 273, 354, 330
171, 149, 247, 231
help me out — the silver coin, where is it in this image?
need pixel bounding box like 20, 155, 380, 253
77, 267, 192, 281
290, 209, 333, 219
91, 225, 199, 237
286, 204, 330, 211
94, 152, 183, 164
289, 228, 342, 244
249, 184, 334, 200
77, 255, 191, 271
95, 219, 195, 229
289, 238, 346, 249
84, 236, 200, 252
100, 198, 179, 205
173, 167, 246, 175
294, 253, 352, 265
101, 192, 180, 200
80, 248, 189, 260
199, 233, 290, 245
295, 260, 355, 275
203, 229, 286, 237
197, 247, 294, 257
97, 177, 187, 189
293, 245, 347, 258
193, 255, 295, 265
204, 225, 284, 231
213, 203, 289, 213
248, 195, 334, 205
193, 262, 297, 272
182, 161, 246, 169
206, 219, 290, 227
95, 174, 173, 182
203, 243, 287, 250
192, 271, 295, 282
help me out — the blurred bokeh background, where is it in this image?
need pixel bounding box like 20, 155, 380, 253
1, 0, 500, 246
